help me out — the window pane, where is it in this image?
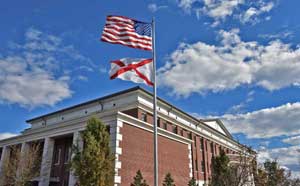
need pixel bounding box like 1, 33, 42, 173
173, 126, 178, 134
163, 123, 167, 130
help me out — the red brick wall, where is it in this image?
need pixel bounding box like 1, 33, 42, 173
121, 108, 239, 183
119, 123, 190, 186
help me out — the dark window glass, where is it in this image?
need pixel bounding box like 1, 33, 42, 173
106, 125, 111, 134
188, 132, 192, 140
180, 130, 184, 136
211, 143, 214, 154
157, 119, 160, 127
194, 136, 197, 147
0, 148, 2, 160
173, 125, 178, 134
201, 161, 205, 172
163, 122, 167, 130
195, 159, 198, 171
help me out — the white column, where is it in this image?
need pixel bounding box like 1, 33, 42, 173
16, 142, 30, 179
39, 137, 54, 186
69, 131, 83, 186
0, 146, 10, 184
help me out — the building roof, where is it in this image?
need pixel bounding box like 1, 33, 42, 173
26, 86, 234, 140
26, 86, 141, 123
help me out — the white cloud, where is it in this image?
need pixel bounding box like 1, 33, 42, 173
175, 0, 275, 25
203, 0, 243, 19
0, 133, 18, 140
221, 102, 300, 138
0, 28, 94, 108
158, 29, 300, 96
259, 31, 294, 40
283, 135, 300, 146
148, 3, 168, 12
240, 2, 274, 24
177, 0, 197, 13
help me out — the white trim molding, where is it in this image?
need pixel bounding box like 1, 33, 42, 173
188, 144, 193, 178
112, 119, 123, 186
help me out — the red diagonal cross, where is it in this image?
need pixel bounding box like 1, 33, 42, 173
110, 58, 154, 86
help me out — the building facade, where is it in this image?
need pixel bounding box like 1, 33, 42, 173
0, 87, 250, 186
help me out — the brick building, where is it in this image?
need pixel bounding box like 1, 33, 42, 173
0, 87, 251, 186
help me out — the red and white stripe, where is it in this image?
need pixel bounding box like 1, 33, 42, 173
109, 58, 154, 86
101, 15, 152, 51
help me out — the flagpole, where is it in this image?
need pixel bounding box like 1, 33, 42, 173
152, 17, 158, 186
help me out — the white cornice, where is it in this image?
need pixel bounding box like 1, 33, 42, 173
0, 111, 118, 147
136, 102, 242, 152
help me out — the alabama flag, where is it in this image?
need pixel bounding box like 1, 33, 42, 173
109, 58, 154, 86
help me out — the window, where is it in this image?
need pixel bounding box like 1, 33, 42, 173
0, 148, 2, 161
106, 125, 111, 134
157, 119, 160, 127
180, 130, 184, 136
188, 132, 192, 140
211, 143, 214, 154
54, 148, 61, 165
201, 161, 205, 172
163, 122, 167, 130
64, 146, 72, 164
201, 139, 204, 150
194, 136, 197, 147
172, 125, 178, 134
141, 112, 147, 122
195, 159, 198, 171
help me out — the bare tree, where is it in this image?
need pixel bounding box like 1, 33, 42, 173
1, 143, 42, 186
210, 147, 300, 186
210, 148, 256, 186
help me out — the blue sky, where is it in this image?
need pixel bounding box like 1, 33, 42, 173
1, 0, 300, 177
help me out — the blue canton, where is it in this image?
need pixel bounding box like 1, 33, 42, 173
134, 21, 152, 37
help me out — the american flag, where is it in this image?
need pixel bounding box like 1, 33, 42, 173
101, 15, 152, 51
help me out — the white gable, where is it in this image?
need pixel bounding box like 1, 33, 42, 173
203, 121, 227, 135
